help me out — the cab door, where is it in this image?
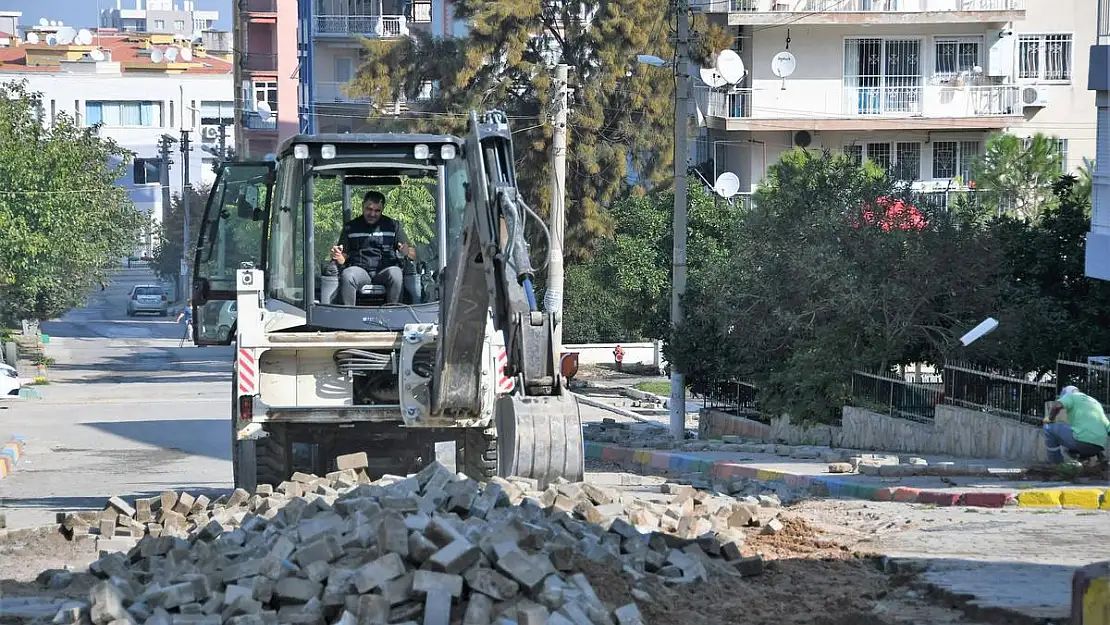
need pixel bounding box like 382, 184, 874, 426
191, 162, 275, 345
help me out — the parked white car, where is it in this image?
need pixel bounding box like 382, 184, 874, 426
0, 363, 29, 399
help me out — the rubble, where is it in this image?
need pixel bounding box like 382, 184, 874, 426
54, 459, 789, 625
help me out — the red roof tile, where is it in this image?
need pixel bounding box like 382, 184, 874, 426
0, 33, 231, 74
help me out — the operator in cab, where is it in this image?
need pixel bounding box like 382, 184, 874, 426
331, 190, 416, 305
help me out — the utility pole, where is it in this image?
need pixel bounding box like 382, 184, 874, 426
157, 133, 176, 277
670, 1, 691, 441
544, 63, 570, 349
180, 129, 193, 304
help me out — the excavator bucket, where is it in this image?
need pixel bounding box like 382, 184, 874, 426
495, 393, 585, 486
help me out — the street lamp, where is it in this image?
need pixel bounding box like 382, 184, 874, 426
637, 45, 690, 441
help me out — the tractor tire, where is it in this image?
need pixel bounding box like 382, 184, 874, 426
462, 426, 498, 481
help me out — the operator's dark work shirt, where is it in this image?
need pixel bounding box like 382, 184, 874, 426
338, 215, 409, 273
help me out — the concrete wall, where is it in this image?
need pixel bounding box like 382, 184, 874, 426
700, 404, 1047, 462
563, 342, 664, 369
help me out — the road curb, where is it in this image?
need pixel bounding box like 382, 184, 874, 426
0, 436, 25, 479
585, 442, 1110, 511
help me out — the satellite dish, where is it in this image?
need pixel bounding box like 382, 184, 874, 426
26, 32, 40, 44
771, 51, 797, 78
38, 17, 48, 26
90, 48, 105, 61
56, 26, 76, 45
715, 49, 746, 85
45, 34, 57, 46
713, 172, 741, 199
699, 66, 727, 88
256, 100, 273, 121
180, 47, 193, 61
165, 47, 179, 61
77, 29, 94, 45
50, 20, 57, 27
151, 48, 164, 63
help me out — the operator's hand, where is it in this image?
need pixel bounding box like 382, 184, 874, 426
396, 241, 414, 259
330, 245, 346, 265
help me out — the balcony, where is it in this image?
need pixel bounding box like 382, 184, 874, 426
241, 110, 276, 131
239, 0, 277, 20
313, 14, 409, 38
699, 84, 1023, 132
704, 0, 1024, 25
240, 53, 278, 73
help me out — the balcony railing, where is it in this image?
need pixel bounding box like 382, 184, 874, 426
723, 0, 1023, 11
240, 53, 277, 72
241, 110, 276, 130
313, 14, 408, 38
239, 0, 277, 12
315, 81, 372, 104
701, 84, 1022, 119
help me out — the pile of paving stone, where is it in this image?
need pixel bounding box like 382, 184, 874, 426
53, 454, 780, 625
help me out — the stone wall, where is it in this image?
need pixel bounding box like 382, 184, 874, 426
699, 404, 1047, 462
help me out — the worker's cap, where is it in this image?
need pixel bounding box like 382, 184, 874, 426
1059, 385, 1079, 399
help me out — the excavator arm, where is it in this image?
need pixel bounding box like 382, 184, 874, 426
433, 111, 583, 483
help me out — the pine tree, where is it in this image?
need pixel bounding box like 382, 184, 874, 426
345, 2, 728, 260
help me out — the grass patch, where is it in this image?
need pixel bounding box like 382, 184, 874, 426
634, 381, 677, 396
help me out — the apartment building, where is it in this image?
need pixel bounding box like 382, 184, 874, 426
101, 0, 220, 38
235, 0, 460, 158
0, 31, 235, 254
1086, 0, 1110, 278
693, 0, 1096, 202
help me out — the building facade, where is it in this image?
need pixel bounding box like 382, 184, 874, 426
0, 31, 235, 255
100, 0, 220, 39
693, 0, 1096, 203
234, 0, 461, 158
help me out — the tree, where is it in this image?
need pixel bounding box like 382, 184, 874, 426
667, 149, 1000, 424
970, 132, 1063, 222
0, 80, 145, 324
345, 3, 729, 260
149, 184, 210, 285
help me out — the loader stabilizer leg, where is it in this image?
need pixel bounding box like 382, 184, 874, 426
495, 392, 585, 487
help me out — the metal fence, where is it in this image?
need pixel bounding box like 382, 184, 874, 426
943, 361, 1055, 426
701, 379, 762, 419
1056, 359, 1110, 407
851, 370, 944, 424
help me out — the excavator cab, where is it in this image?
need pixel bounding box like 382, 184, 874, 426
192, 113, 584, 488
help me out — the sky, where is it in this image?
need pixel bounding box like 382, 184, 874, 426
4, 0, 232, 31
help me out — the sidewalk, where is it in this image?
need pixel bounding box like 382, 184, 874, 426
585, 441, 1110, 510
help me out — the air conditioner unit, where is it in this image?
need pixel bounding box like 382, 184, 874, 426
201, 125, 219, 140
1021, 85, 1050, 109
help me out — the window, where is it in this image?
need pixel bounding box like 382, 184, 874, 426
174, 20, 185, 31
894, 142, 921, 181
267, 157, 304, 307
411, 0, 432, 22
844, 145, 863, 166
334, 57, 353, 83
200, 101, 235, 125
85, 101, 163, 127
253, 81, 278, 111
932, 140, 981, 180
845, 142, 921, 180
1018, 34, 1072, 82
153, 19, 165, 29
133, 157, 161, 185
934, 37, 981, 78
844, 38, 923, 115
1053, 138, 1069, 171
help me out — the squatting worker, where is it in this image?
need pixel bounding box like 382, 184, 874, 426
1043, 385, 1110, 465
331, 190, 415, 305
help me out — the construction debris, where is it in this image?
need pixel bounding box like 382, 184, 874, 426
53, 457, 787, 625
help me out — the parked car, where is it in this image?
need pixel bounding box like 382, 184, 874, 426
126, 284, 168, 316
0, 363, 29, 398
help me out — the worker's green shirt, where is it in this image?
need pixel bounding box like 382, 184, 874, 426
1060, 392, 1110, 447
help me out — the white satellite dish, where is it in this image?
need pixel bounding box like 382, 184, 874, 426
180, 47, 193, 61
56, 26, 76, 45
713, 172, 741, 199
50, 20, 57, 27
77, 29, 94, 46
165, 47, 179, 61
38, 17, 48, 26
26, 32, 40, 44
151, 48, 164, 63
771, 51, 797, 78
699, 66, 727, 89
90, 48, 105, 61
959, 317, 999, 347
715, 49, 746, 85
45, 34, 57, 46
256, 100, 273, 121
